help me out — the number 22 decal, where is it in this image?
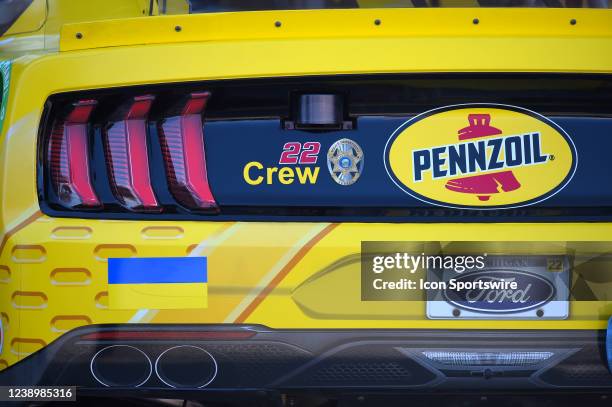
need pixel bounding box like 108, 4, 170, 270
279, 142, 321, 164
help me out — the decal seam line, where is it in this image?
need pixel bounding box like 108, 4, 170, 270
232, 223, 338, 324
0, 210, 43, 257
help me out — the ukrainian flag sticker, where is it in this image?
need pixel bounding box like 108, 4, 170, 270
108, 257, 208, 310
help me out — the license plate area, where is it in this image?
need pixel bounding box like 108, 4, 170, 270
426, 255, 570, 320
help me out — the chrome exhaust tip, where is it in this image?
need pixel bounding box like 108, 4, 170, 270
90, 345, 152, 387
155, 345, 218, 388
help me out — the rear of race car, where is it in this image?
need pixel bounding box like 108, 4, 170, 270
1, 0, 612, 401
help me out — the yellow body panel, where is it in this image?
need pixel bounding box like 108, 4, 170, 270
1, 6, 612, 372
2, 217, 612, 370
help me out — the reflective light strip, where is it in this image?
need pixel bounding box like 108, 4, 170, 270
422, 350, 554, 366
80, 330, 255, 341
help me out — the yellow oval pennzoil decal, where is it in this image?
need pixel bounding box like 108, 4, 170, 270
384, 104, 578, 210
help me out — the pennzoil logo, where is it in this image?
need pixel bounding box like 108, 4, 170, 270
384, 104, 578, 209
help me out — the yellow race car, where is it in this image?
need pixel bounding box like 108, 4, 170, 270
1, 0, 612, 404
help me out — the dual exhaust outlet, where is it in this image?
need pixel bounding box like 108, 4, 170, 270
90, 344, 218, 388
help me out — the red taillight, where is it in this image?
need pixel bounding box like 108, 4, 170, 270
48, 100, 100, 209
158, 92, 218, 211
104, 95, 160, 212
44, 91, 218, 215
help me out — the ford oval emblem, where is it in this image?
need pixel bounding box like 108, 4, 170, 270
443, 270, 556, 314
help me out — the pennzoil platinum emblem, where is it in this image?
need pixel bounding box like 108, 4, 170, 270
327, 138, 364, 186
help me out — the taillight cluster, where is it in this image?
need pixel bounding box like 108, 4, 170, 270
42, 92, 218, 214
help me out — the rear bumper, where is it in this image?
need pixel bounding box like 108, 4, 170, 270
2, 325, 612, 392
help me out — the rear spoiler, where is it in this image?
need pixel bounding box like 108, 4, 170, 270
59, 8, 612, 52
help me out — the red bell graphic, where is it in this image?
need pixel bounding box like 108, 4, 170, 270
445, 114, 521, 201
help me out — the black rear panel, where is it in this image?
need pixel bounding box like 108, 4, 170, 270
3, 325, 611, 391
38, 74, 612, 222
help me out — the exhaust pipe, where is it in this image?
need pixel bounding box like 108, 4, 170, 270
155, 345, 218, 388
90, 345, 152, 387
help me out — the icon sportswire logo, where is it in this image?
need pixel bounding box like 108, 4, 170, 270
384, 104, 578, 210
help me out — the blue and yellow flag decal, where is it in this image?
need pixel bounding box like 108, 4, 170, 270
108, 257, 208, 309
